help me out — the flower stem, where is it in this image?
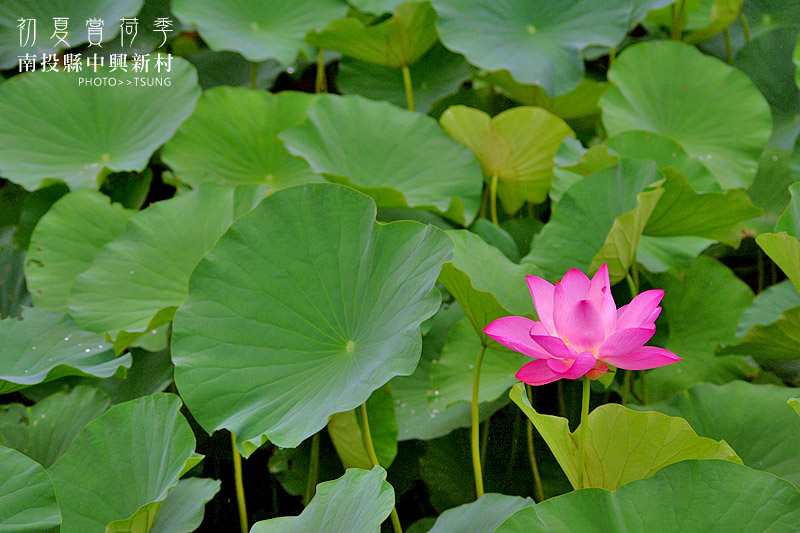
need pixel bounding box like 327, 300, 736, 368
489, 173, 500, 226
557, 380, 567, 418
671, 0, 686, 40
740, 12, 751, 43
304, 432, 320, 505
577, 377, 591, 489
620, 369, 631, 405
639, 370, 649, 404
608, 47, 616, 69
249, 62, 257, 90
471, 343, 487, 499
724, 27, 733, 62
359, 403, 402, 533
231, 433, 248, 533
401, 65, 414, 111
315, 48, 327, 93
526, 384, 545, 502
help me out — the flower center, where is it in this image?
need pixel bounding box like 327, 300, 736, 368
564, 335, 570, 347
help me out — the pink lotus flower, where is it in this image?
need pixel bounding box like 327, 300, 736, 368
484, 264, 681, 385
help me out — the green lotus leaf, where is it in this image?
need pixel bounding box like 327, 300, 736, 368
776, 182, 800, 237
430, 318, 527, 407
348, 0, 406, 14
733, 27, 800, 150
605, 131, 718, 192
647, 256, 756, 401
510, 383, 740, 490
644, 381, 800, 486
497, 460, 800, 532
338, 42, 473, 113
685, 0, 744, 43
307, 1, 437, 68
172, 183, 452, 452
718, 280, 800, 360
0, 386, 110, 468
172, 0, 349, 65
523, 159, 663, 284
25, 190, 134, 312
0, 58, 199, 191
151, 478, 221, 533
636, 235, 714, 273
279, 95, 483, 225
48, 394, 196, 533
0, 0, 143, 69
432, 0, 632, 96
757, 232, 800, 292
186, 51, 283, 90
429, 493, 533, 533
601, 40, 772, 190
67, 183, 265, 346
438, 230, 542, 342
328, 386, 398, 469
440, 105, 573, 212
486, 72, 609, 122
643, 169, 762, 246
250, 466, 394, 533
390, 303, 509, 441
0, 308, 129, 394
629, 0, 675, 23
745, 149, 797, 234
0, 445, 60, 533
161, 88, 321, 188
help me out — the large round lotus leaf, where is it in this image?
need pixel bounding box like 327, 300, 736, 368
432, 0, 632, 96
279, 95, 483, 225
0, 386, 110, 468
510, 384, 740, 491
647, 256, 756, 402
734, 28, 800, 150
251, 466, 394, 532
643, 381, 800, 486
338, 42, 474, 113
68, 183, 265, 342
25, 190, 134, 313
172, 184, 452, 452
48, 394, 196, 533
161, 88, 321, 188
0, 0, 143, 69
307, 1, 437, 68
441, 105, 573, 212
0, 58, 199, 191
0, 445, 60, 533
172, 0, 349, 65
601, 40, 772, 190
429, 494, 532, 533
0, 308, 130, 394
497, 460, 800, 532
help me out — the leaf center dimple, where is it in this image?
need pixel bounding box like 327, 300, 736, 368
345, 340, 356, 353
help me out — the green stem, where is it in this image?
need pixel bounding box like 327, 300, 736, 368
671, 0, 686, 40
359, 403, 402, 533
471, 343, 487, 499
557, 380, 567, 418
609, 47, 616, 69
724, 28, 732, 63
757, 247, 765, 293
577, 378, 591, 489
740, 12, 751, 43
315, 48, 327, 93
401, 65, 414, 111
639, 370, 649, 404
625, 274, 637, 299
526, 384, 545, 502
620, 369, 631, 405
249, 62, 257, 90
304, 432, 320, 505
231, 433, 248, 533
489, 173, 500, 226
480, 416, 491, 469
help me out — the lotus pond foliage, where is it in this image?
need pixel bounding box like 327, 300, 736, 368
0, 0, 799, 532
